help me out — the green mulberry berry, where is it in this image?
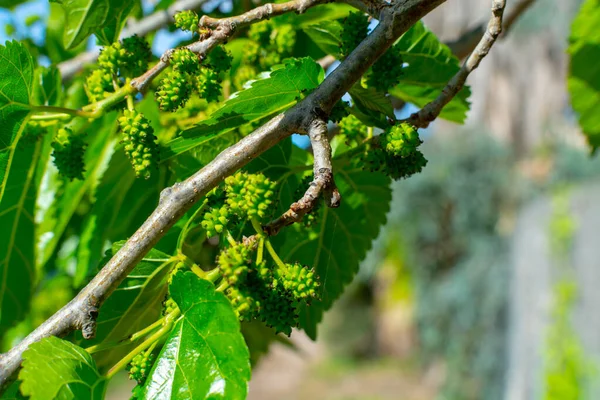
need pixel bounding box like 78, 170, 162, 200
201, 205, 230, 237
275, 263, 319, 301
118, 109, 160, 179
162, 296, 179, 316
259, 287, 297, 336
217, 243, 252, 286
224, 172, 276, 221
381, 123, 421, 157
196, 68, 221, 102
248, 21, 273, 46
367, 45, 403, 92
85, 69, 113, 102
174, 10, 199, 33
338, 114, 367, 146
121, 35, 152, 77
128, 352, 155, 383
170, 48, 200, 73
206, 45, 232, 74
156, 70, 191, 111
51, 127, 86, 181
227, 286, 259, 321
98, 36, 151, 78
340, 12, 369, 58
273, 24, 296, 55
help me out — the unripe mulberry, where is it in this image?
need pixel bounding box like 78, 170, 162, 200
273, 24, 296, 55
275, 263, 319, 301
259, 287, 297, 336
381, 123, 421, 157
174, 10, 199, 33
98, 36, 151, 78
367, 44, 403, 92
128, 352, 155, 383
248, 21, 273, 46
85, 69, 113, 102
201, 205, 230, 237
156, 70, 191, 111
217, 243, 252, 286
206, 45, 232, 74
338, 114, 367, 146
51, 128, 87, 181
118, 109, 160, 179
170, 48, 200, 73
162, 296, 179, 316
340, 12, 369, 58
224, 172, 276, 221
233, 65, 257, 90
227, 287, 259, 321
195, 68, 221, 103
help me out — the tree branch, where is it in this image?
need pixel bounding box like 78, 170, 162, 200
0, 0, 446, 388
264, 119, 340, 236
447, 0, 536, 60
408, 0, 507, 128
58, 0, 210, 81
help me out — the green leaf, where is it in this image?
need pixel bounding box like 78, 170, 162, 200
20, 336, 107, 399
275, 163, 392, 339
32, 67, 62, 107
95, 1, 136, 46
274, 3, 354, 27
0, 41, 35, 204
390, 22, 471, 123
0, 381, 25, 399
302, 21, 343, 58
349, 84, 395, 128
568, 0, 600, 150
142, 272, 251, 400
0, 0, 28, 9
59, 0, 114, 49
83, 242, 172, 369
163, 57, 324, 160
0, 138, 43, 337
36, 114, 117, 270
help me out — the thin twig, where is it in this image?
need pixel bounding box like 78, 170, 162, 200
408, 0, 507, 128
448, 0, 536, 59
264, 119, 340, 236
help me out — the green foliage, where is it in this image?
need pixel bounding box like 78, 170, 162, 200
0, 41, 35, 203
19, 337, 107, 399
140, 272, 251, 399
568, 0, 600, 150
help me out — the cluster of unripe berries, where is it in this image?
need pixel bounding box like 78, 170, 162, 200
128, 351, 155, 383
200, 171, 277, 237
368, 123, 427, 180
85, 35, 152, 102
217, 242, 319, 335
118, 109, 161, 179
340, 12, 403, 92
155, 44, 232, 111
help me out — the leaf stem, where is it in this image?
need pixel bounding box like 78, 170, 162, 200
265, 238, 286, 270
177, 200, 208, 251
225, 230, 237, 246
205, 268, 221, 283
106, 308, 180, 379
257, 237, 264, 265
31, 105, 96, 119
129, 317, 166, 342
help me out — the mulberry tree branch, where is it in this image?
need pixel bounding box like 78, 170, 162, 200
264, 119, 340, 236
0, 0, 447, 389
448, 0, 536, 59
408, 0, 507, 128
